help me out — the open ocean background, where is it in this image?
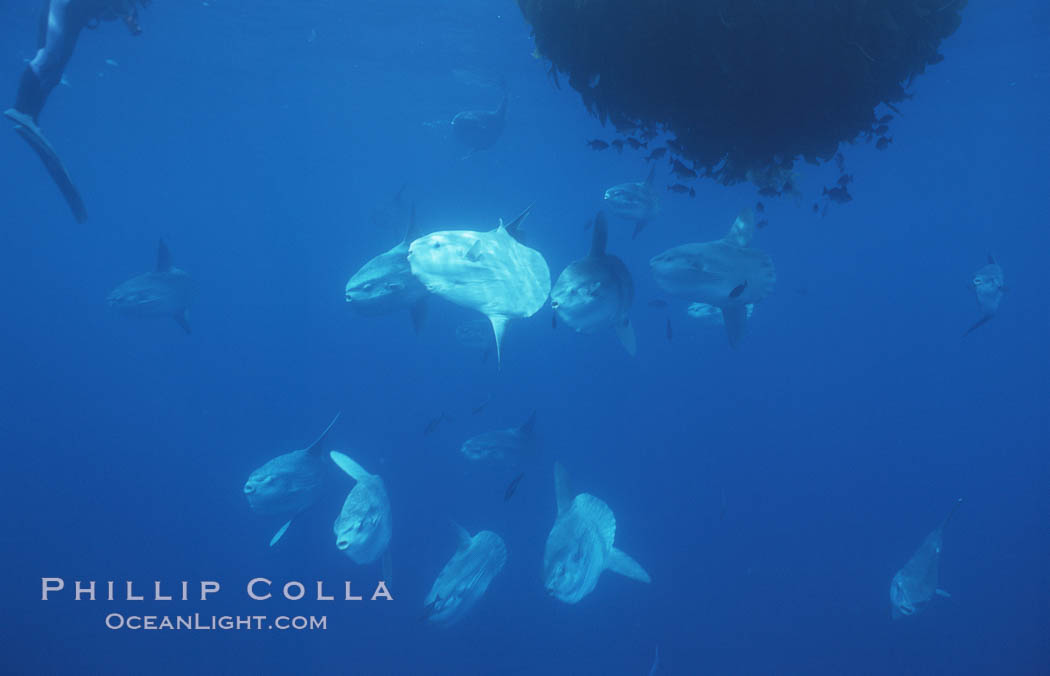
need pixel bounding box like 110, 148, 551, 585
1, 2, 1047, 674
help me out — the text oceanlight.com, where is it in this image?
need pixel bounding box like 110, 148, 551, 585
104, 614, 327, 631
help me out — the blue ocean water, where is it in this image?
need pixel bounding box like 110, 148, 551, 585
1, 2, 1048, 674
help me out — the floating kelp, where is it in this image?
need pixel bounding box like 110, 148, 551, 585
518, 0, 967, 190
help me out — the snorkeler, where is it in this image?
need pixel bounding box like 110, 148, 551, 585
4, 1, 149, 223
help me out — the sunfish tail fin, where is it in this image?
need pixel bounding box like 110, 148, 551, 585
606, 547, 651, 583
329, 451, 370, 482
589, 211, 608, 256
553, 462, 572, 515
305, 413, 341, 455
721, 305, 748, 348
488, 315, 508, 370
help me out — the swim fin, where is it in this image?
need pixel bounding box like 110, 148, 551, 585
5, 108, 87, 223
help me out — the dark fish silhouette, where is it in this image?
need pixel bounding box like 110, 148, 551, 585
875, 124, 889, 135
587, 139, 609, 151
837, 173, 853, 188
648, 299, 668, 308
626, 137, 647, 150
729, 281, 748, 299
504, 472, 525, 501
471, 394, 493, 416
667, 183, 695, 197
424, 412, 449, 436
669, 159, 697, 180
645, 147, 668, 162
755, 201, 765, 213
666, 318, 672, 341
611, 139, 625, 153
823, 185, 852, 204
876, 136, 893, 150
877, 114, 894, 124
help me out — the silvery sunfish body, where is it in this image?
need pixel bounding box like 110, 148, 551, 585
329, 452, 392, 565
460, 410, 537, 462
422, 524, 507, 625
407, 204, 550, 367
346, 206, 429, 333
543, 463, 650, 604
451, 96, 507, 156
551, 212, 636, 355
890, 499, 962, 619
243, 413, 340, 547
964, 255, 1005, 336
649, 208, 775, 347
106, 239, 195, 334
687, 302, 754, 327
603, 165, 659, 238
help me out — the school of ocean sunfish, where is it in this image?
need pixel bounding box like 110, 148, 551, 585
99, 94, 997, 626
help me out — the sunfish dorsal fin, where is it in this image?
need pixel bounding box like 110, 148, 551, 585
589, 211, 608, 257
306, 413, 341, 455
987, 253, 997, 265
501, 202, 534, 240
156, 239, 173, 272
402, 203, 419, 244
452, 521, 472, 551
329, 451, 371, 482
722, 208, 755, 248
518, 410, 538, 438
940, 498, 963, 532
553, 462, 572, 515
488, 315, 508, 369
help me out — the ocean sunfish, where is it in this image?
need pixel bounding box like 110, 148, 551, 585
551, 211, 636, 355
687, 302, 754, 328
451, 96, 507, 156
329, 451, 392, 565
106, 239, 196, 334
649, 208, 774, 347
243, 413, 341, 546
964, 255, 1005, 336
543, 462, 650, 604
345, 205, 429, 333
422, 523, 507, 625
890, 498, 963, 619
460, 410, 537, 463
603, 165, 659, 238
407, 204, 550, 366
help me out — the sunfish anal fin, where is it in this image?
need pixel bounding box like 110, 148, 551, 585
721, 305, 747, 348
410, 297, 427, 334
488, 315, 508, 369
589, 211, 608, 256
269, 518, 293, 547
174, 309, 191, 335
615, 318, 637, 356
606, 546, 651, 583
